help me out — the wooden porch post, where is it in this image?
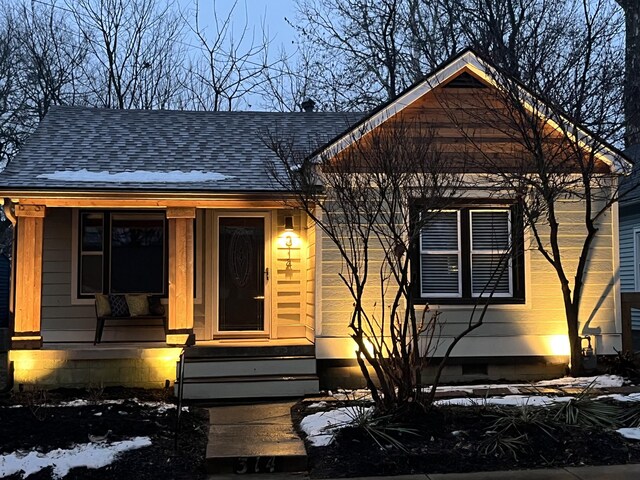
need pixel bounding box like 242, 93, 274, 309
166, 207, 195, 345
12, 204, 46, 349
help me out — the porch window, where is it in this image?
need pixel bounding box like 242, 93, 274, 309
417, 205, 524, 304
78, 212, 166, 297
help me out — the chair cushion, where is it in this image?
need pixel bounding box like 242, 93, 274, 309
108, 295, 130, 317
126, 294, 150, 317
95, 294, 111, 317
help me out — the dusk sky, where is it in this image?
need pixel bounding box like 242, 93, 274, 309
182, 0, 299, 51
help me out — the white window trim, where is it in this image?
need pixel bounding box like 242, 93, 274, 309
419, 209, 462, 298
469, 209, 513, 298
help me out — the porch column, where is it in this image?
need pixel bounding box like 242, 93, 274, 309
166, 207, 195, 345
12, 204, 46, 349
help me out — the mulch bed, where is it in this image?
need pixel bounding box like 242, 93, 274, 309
0, 387, 208, 480
292, 401, 640, 478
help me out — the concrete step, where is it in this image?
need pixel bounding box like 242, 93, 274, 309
206, 402, 307, 475
183, 357, 316, 378
181, 375, 320, 400
185, 344, 315, 359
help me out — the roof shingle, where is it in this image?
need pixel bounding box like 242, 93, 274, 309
0, 106, 362, 192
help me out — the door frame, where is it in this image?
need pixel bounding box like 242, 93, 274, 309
211, 211, 272, 338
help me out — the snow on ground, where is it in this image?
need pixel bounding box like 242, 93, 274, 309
5, 398, 187, 413
427, 375, 625, 394
434, 394, 574, 407
37, 169, 232, 183
434, 384, 526, 394
300, 406, 373, 447
58, 399, 124, 407
306, 375, 628, 447
617, 428, 640, 440
0, 437, 152, 479
535, 375, 624, 388
598, 392, 640, 402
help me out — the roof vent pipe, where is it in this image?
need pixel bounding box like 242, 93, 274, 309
301, 98, 315, 112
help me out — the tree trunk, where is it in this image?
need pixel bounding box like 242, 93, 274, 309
619, 0, 640, 147
566, 303, 585, 376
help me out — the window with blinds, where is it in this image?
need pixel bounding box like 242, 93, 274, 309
420, 211, 461, 296
470, 210, 512, 297
418, 206, 521, 302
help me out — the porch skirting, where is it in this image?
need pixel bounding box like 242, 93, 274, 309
317, 356, 569, 390
9, 346, 182, 389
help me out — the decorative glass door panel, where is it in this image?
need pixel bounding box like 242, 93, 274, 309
218, 217, 265, 331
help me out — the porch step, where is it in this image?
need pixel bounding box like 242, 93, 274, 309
181, 375, 319, 400
178, 344, 319, 400
184, 344, 315, 359
183, 356, 316, 378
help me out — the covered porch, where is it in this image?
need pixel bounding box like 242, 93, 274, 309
6, 195, 318, 395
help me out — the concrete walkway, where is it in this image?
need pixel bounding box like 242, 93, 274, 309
207, 401, 307, 474
208, 464, 640, 479
205, 386, 640, 477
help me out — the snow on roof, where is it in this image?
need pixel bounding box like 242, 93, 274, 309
37, 169, 232, 183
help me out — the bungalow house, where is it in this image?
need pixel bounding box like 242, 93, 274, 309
0, 50, 630, 399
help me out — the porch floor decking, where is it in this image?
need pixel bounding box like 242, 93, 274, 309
43, 337, 313, 350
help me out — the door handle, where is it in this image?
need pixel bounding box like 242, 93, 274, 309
265, 267, 269, 281
253, 295, 265, 300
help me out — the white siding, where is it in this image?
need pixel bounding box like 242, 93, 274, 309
317, 196, 621, 358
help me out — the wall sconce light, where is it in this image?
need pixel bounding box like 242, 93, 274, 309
284, 216, 294, 267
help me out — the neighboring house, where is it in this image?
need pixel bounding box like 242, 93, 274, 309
619, 145, 640, 350
0, 50, 630, 399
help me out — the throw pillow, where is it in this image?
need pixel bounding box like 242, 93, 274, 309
108, 294, 130, 317
148, 296, 166, 316
126, 294, 150, 317
95, 294, 111, 317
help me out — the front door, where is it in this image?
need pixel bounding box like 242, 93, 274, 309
216, 215, 270, 335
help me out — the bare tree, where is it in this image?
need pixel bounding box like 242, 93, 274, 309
264, 118, 518, 411
414, 0, 574, 80
181, 0, 281, 111
70, 0, 186, 109
616, 0, 640, 147
438, 2, 626, 375
294, 0, 625, 118
256, 43, 313, 112
12, 0, 89, 119
0, 8, 26, 166
293, 0, 422, 110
